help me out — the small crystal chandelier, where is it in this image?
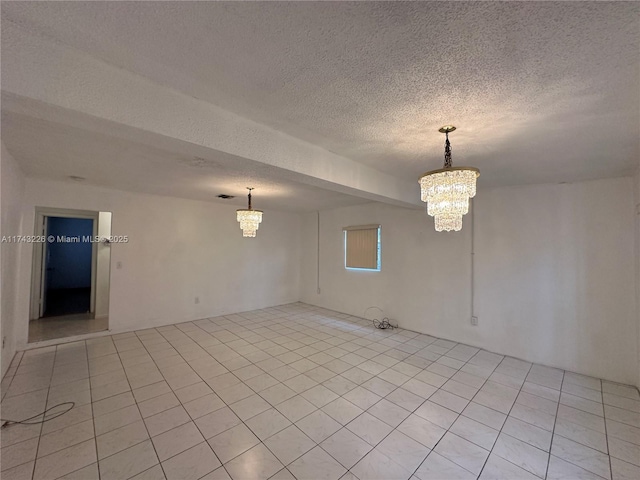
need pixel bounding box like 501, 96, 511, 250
236, 187, 263, 237
418, 126, 479, 232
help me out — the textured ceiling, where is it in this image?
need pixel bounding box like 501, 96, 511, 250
2, 1, 639, 190
2, 111, 369, 213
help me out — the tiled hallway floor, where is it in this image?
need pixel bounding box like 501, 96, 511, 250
29, 315, 109, 343
1, 303, 639, 480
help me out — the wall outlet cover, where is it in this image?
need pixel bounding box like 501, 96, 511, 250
471, 316, 478, 326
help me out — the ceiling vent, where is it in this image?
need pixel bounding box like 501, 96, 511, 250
182, 156, 221, 169
217, 194, 235, 199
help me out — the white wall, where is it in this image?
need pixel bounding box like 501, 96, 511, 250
1, 144, 26, 377
474, 178, 635, 385
301, 177, 637, 385
13, 178, 301, 350
300, 203, 472, 338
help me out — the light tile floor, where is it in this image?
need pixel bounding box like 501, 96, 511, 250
2, 302, 639, 480
29, 315, 109, 343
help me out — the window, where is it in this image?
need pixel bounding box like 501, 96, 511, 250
344, 225, 381, 271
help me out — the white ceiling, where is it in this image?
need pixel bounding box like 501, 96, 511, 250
2, 110, 369, 212
1, 1, 638, 206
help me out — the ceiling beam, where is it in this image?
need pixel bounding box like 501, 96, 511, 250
1, 20, 422, 209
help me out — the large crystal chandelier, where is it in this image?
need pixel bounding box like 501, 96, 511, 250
418, 126, 479, 232
236, 187, 263, 237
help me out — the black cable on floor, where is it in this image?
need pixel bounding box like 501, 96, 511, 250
1, 402, 75, 429
373, 317, 397, 330
364, 306, 398, 330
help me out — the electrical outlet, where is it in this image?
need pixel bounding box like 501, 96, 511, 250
317, 287, 321, 294
195, 297, 200, 304
471, 316, 478, 326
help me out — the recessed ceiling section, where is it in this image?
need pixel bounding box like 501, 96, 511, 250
1, 109, 373, 213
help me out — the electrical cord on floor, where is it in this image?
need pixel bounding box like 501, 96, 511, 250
373, 317, 397, 330
364, 306, 399, 330
1, 402, 75, 429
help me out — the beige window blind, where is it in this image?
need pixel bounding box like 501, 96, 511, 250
344, 225, 380, 270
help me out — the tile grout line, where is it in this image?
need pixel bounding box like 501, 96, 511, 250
0, 350, 21, 407
30, 345, 57, 480
543, 369, 565, 480
602, 377, 613, 480
85, 339, 100, 480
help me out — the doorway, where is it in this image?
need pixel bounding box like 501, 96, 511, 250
42, 217, 94, 317
29, 208, 112, 342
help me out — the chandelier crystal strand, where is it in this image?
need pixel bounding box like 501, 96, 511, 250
418, 126, 479, 232
236, 187, 263, 237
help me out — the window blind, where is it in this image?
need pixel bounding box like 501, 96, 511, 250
344, 225, 380, 270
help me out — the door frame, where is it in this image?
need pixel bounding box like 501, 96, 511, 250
30, 207, 99, 320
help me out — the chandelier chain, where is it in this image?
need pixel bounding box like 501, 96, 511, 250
444, 132, 452, 168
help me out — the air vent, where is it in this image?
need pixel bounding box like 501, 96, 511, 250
181, 157, 221, 169
217, 194, 235, 199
